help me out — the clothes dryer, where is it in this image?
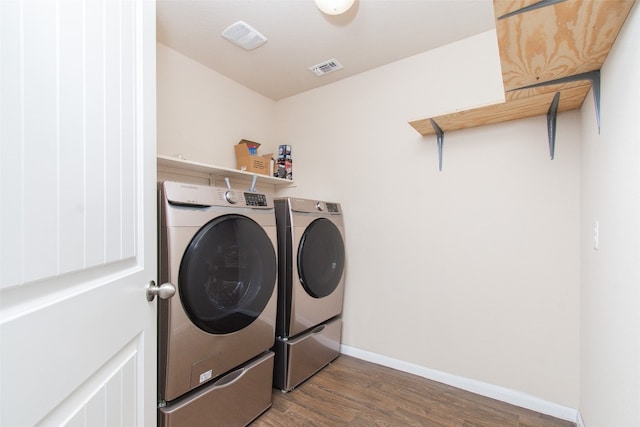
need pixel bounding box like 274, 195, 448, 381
273, 197, 346, 391
158, 181, 277, 426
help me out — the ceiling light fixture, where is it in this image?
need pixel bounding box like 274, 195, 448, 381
314, 0, 355, 15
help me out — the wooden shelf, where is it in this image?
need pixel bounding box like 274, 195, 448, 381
410, 83, 591, 136
409, 0, 635, 138
157, 155, 295, 187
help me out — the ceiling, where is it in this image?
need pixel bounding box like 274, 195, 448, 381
156, 0, 497, 101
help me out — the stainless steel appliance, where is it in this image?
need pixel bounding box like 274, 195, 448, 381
273, 197, 346, 391
157, 181, 277, 426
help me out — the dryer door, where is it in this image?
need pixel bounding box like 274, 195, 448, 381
297, 218, 345, 298
179, 214, 276, 334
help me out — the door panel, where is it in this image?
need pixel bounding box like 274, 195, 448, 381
58, 0, 85, 275
84, 0, 107, 269
0, 0, 140, 288
0, 0, 157, 425
26, 330, 140, 426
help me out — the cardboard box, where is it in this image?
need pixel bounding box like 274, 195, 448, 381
234, 140, 273, 176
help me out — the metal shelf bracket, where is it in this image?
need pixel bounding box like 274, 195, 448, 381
497, 0, 568, 20
512, 70, 602, 133
429, 119, 445, 171
547, 92, 561, 159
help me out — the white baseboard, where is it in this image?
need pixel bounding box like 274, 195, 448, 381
340, 344, 579, 423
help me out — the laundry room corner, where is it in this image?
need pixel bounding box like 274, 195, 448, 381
155, 25, 581, 416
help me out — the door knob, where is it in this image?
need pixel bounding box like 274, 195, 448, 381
146, 281, 176, 301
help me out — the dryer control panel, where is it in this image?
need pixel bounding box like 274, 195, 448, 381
325, 202, 340, 213
287, 198, 342, 215
162, 181, 273, 209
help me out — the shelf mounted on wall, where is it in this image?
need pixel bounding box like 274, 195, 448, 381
156, 155, 295, 188
407, 0, 633, 168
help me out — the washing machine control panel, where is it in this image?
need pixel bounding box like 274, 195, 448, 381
219, 190, 271, 208
162, 182, 274, 210
219, 190, 271, 209
244, 192, 268, 207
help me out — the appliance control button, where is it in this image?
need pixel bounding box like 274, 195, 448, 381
224, 190, 238, 204
316, 202, 324, 211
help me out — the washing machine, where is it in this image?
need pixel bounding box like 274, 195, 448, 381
157, 181, 277, 426
273, 197, 346, 391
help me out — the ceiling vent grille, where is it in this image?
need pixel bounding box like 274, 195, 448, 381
308, 59, 344, 77
221, 21, 267, 51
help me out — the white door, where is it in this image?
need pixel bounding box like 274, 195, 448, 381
0, 0, 157, 425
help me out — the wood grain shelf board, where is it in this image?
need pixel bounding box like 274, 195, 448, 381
408, 0, 635, 137
409, 84, 590, 137
495, 0, 635, 92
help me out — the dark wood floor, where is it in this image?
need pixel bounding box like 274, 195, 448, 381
251, 355, 575, 427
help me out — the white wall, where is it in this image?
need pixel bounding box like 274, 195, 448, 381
275, 31, 580, 408
157, 30, 581, 409
274, 30, 505, 201
157, 43, 278, 166
579, 2, 640, 426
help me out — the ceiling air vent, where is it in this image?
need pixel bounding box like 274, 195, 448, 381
221, 21, 267, 51
308, 59, 344, 77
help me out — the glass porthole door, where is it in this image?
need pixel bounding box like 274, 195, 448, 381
179, 214, 276, 334
297, 218, 345, 299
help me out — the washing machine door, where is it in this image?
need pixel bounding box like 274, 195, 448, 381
297, 218, 345, 298
179, 214, 276, 334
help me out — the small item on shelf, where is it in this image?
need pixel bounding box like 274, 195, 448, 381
234, 139, 273, 176
276, 145, 292, 180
